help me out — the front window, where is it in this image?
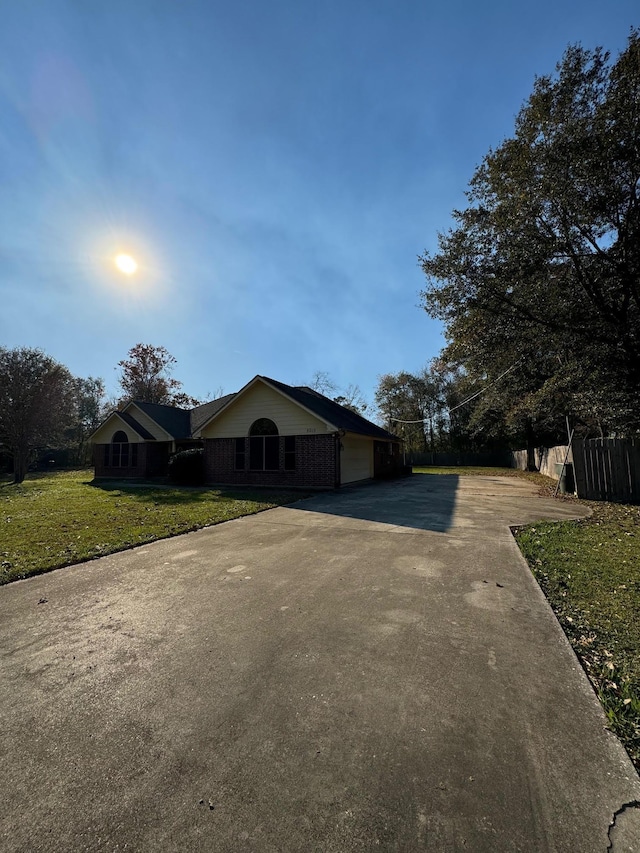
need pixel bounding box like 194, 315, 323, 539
249, 419, 279, 471
106, 430, 138, 468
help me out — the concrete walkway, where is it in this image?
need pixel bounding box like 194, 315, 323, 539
1, 474, 639, 851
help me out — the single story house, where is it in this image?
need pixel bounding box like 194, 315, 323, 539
91, 375, 403, 488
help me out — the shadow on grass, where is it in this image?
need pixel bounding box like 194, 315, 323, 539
88, 479, 308, 507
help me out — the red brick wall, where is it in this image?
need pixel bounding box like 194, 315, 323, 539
204, 434, 338, 489
93, 442, 171, 479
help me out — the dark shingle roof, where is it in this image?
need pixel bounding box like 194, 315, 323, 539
190, 394, 237, 434
129, 401, 192, 439
114, 411, 155, 440
117, 381, 397, 443
260, 377, 398, 440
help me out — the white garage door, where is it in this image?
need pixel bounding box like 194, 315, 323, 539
341, 436, 373, 484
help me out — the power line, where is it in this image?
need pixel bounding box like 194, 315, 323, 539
388, 360, 521, 424
448, 361, 521, 413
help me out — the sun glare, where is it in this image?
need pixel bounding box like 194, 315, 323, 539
115, 253, 138, 275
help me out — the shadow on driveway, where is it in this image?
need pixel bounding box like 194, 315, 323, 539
288, 474, 460, 533
87, 475, 461, 533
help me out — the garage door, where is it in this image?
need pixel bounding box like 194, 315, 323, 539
341, 436, 373, 484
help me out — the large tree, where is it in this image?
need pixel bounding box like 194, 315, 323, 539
71, 376, 106, 465
0, 347, 77, 483
375, 368, 447, 452
117, 344, 200, 407
420, 31, 640, 437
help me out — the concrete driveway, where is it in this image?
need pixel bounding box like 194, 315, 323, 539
1, 474, 639, 852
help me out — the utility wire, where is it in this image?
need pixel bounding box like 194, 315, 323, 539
448, 360, 521, 413
388, 360, 521, 424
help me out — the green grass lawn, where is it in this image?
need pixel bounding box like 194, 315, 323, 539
0, 470, 305, 585
514, 502, 640, 771
413, 465, 554, 490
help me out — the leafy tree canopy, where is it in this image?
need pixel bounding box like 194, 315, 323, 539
0, 347, 77, 483
70, 376, 106, 465
420, 30, 640, 436
117, 343, 201, 408
374, 363, 468, 453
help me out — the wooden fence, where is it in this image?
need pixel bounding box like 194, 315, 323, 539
510, 445, 570, 479
408, 439, 640, 503
572, 438, 640, 503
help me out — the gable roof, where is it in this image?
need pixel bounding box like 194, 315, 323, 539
92, 380, 398, 444
117, 411, 156, 440
190, 394, 237, 435
92, 397, 234, 443
260, 377, 397, 440
127, 400, 192, 439
195, 375, 398, 441
89, 410, 156, 441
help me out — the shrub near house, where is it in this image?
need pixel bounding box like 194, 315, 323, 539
168, 448, 205, 486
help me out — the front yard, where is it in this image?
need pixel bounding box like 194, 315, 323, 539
514, 502, 640, 772
0, 470, 304, 585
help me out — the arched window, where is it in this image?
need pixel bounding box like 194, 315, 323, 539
105, 429, 138, 468
249, 419, 279, 470
249, 418, 278, 436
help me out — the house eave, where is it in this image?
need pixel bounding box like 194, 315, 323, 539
193, 375, 339, 437
124, 401, 175, 441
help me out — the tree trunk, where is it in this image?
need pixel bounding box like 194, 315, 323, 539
12, 448, 28, 484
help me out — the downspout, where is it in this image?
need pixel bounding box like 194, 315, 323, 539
335, 431, 342, 488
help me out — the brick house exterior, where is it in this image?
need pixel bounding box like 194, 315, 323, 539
90, 397, 233, 481
204, 434, 339, 489
93, 441, 172, 479
195, 377, 403, 488
91, 376, 402, 488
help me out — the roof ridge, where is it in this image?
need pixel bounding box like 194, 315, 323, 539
132, 399, 190, 413
260, 376, 398, 440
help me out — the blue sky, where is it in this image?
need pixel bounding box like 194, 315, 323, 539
0, 1, 637, 409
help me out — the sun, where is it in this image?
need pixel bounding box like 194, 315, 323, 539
115, 253, 138, 275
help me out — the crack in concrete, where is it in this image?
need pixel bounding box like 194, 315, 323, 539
607, 800, 640, 851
